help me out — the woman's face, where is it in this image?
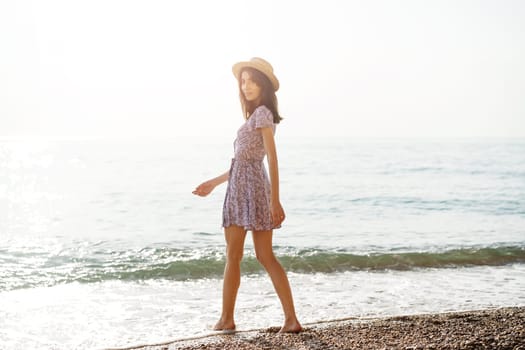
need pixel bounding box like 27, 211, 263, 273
240, 70, 262, 103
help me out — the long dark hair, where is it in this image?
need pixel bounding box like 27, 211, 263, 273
238, 67, 282, 123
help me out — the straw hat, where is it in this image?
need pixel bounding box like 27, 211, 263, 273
232, 57, 280, 91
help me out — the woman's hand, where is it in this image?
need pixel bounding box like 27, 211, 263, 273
192, 171, 230, 197
271, 200, 286, 226
192, 180, 216, 197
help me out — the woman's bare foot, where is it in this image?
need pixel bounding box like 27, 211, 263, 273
279, 321, 303, 333
213, 319, 236, 331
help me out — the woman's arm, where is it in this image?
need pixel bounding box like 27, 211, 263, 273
261, 127, 285, 226
192, 170, 229, 197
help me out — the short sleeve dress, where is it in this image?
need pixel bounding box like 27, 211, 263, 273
222, 105, 279, 231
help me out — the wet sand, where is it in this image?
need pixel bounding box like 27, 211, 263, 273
111, 306, 524, 350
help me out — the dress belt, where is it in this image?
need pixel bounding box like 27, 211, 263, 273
231, 158, 264, 164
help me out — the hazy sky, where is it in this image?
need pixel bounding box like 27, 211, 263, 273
1, 0, 524, 140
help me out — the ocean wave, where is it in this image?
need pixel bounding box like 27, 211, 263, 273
1, 245, 524, 291
346, 196, 525, 215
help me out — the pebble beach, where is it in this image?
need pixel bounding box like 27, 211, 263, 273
112, 306, 525, 350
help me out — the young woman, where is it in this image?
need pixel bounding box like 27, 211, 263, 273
192, 57, 302, 333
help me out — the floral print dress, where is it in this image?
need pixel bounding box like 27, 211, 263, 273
222, 105, 279, 231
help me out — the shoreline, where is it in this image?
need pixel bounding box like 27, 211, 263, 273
107, 306, 525, 350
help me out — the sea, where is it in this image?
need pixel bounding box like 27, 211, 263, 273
0, 137, 524, 349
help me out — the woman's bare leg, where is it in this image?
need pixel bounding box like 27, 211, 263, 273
252, 230, 302, 333
214, 225, 247, 330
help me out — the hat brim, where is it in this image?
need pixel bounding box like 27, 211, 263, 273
232, 61, 280, 92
